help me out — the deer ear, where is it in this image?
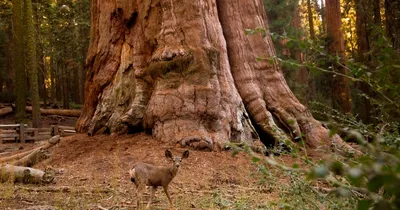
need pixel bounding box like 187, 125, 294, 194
165, 149, 173, 159
182, 150, 189, 159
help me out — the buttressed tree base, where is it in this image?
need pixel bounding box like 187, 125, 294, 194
76, 0, 348, 152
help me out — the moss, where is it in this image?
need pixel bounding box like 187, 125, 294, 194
147, 54, 193, 78
147, 49, 220, 88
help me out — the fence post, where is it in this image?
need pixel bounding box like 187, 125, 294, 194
54, 125, 59, 136
60, 127, 65, 137
19, 123, 25, 143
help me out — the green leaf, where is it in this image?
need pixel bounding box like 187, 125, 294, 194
231, 149, 239, 157
368, 175, 385, 193
357, 199, 372, 210
330, 161, 344, 176
252, 156, 261, 163
329, 127, 338, 137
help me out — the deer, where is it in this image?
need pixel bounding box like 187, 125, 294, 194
129, 149, 189, 210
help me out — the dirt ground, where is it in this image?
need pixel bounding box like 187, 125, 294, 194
0, 115, 307, 210
0, 133, 290, 210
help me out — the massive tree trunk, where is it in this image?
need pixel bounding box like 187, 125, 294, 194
326, 0, 352, 113
76, 0, 344, 151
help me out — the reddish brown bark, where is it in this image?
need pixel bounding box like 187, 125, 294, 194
355, 0, 373, 123
385, 0, 400, 52
76, 0, 351, 151
326, 0, 352, 113
307, 0, 316, 39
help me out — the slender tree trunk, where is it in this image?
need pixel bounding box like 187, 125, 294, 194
33, 0, 46, 108
74, 67, 80, 104
373, 0, 381, 25
5, 38, 14, 94
12, 0, 26, 121
49, 55, 56, 105
385, 0, 400, 52
40, 58, 48, 108
292, 2, 310, 104
307, 0, 316, 39
23, 0, 41, 127
355, 0, 373, 123
314, 0, 326, 34
326, 0, 352, 113
320, 0, 326, 33
56, 60, 62, 102
76, 0, 351, 152
62, 63, 69, 109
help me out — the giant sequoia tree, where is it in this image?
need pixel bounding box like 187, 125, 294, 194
77, 0, 348, 151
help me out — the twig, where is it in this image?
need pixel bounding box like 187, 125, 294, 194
97, 205, 108, 210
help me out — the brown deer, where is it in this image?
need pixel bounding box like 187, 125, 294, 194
129, 149, 189, 210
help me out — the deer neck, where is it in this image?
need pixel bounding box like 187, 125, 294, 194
168, 165, 179, 178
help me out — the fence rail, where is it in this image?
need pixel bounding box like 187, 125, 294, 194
0, 124, 76, 143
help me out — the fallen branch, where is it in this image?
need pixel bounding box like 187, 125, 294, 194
15, 185, 113, 193
0, 147, 40, 164
0, 135, 60, 164
0, 107, 13, 117
0, 164, 54, 184
25, 106, 81, 117
97, 206, 108, 210
12, 148, 50, 167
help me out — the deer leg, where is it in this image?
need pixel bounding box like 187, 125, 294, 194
163, 186, 174, 210
136, 184, 146, 210
146, 186, 157, 210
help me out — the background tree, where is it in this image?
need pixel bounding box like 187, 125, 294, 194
0, 1, 13, 100
11, 0, 26, 121
24, 0, 41, 127
385, 0, 400, 52
326, 0, 352, 113
1, 0, 90, 114
263, 0, 310, 102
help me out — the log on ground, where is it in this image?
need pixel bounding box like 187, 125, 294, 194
0, 164, 54, 184
12, 148, 50, 167
0, 135, 60, 164
25, 106, 81, 117
0, 107, 13, 117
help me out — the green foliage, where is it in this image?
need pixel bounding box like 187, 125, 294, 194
263, 0, 302, 58
263, 30, 400, 123
237, 120, 400, 210
0, 0, 90, 104
245, 20, 400, 209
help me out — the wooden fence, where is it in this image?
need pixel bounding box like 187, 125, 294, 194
0, 124, 76, 143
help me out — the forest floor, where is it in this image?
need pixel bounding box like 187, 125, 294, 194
0, 116, 356, 210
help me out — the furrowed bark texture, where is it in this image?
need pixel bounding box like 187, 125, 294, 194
326, 0, 352, 113
77, 0, 339, 150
